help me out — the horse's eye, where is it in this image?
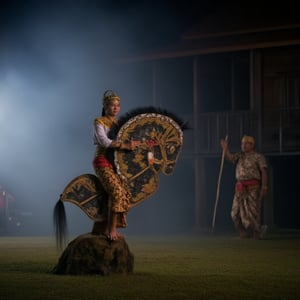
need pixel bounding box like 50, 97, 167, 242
167, 144, 176, 154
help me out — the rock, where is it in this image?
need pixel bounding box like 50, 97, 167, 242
52, 233, 134, 275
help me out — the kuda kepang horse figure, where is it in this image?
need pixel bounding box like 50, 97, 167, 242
53, 107, 188, 249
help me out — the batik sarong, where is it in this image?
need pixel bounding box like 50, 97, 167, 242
94, 165, 131, 228
231, 180, 261, 232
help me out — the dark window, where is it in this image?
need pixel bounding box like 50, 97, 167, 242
198, 51, 250, 112
286, 77, 300, 108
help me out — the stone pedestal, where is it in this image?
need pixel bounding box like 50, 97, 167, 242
52, 233, 134, 275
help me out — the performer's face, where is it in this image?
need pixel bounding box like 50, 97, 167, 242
241, 141, 254, 153
105, 100, 120, 118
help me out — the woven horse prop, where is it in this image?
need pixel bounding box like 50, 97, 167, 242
53, 107, 188, 248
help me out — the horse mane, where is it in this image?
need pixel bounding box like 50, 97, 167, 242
109, 106, 189, 138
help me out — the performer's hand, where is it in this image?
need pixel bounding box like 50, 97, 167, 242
121, 140, 140, 150
220, 139, 228, 150
131, 140, 140, 149
260, 186, 268, 198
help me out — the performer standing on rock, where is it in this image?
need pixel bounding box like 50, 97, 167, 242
92, 90, 139, 241
54, 90, 187, 249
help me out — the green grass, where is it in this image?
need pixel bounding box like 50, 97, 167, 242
0, 234, 300, 299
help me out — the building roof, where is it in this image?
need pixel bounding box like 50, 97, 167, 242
120, 3, 300, 63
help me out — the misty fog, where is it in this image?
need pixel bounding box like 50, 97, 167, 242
0, 1, 196, 236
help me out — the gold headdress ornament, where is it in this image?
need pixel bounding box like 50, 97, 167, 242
241, 135, 255, 144
102, 90, 120, 107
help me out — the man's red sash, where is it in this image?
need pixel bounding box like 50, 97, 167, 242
235, 179, 259, 192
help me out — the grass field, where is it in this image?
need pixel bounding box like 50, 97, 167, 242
0, 233, 300, 300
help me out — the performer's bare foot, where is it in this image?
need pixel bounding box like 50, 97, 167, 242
108, 229, 123, 241
239, 229, 249, 239
105, 212, 123, 241
102, 228, 123, 241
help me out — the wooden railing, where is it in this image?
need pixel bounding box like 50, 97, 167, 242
181, 109, 300, 157
262, 108, 300, 154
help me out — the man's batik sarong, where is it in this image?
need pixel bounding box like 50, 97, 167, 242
231, 180, 261, 232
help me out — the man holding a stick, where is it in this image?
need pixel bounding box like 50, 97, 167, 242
220, 135, 268, 239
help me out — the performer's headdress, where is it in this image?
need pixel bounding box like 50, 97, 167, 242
101, 90, 120, 116
102, 90, 120, 106
241, 135, 255, 145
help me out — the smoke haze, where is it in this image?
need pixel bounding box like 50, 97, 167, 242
0, 0, 197, 235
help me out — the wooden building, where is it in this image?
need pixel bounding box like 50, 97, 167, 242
117, 4, 300, 232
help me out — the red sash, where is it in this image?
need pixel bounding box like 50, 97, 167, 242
235, 179, 259, 192
93, 156, 112, 168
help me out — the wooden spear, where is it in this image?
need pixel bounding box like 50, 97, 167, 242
212, 135, 228, 231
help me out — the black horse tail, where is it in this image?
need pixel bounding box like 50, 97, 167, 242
53, 196, 68, 250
